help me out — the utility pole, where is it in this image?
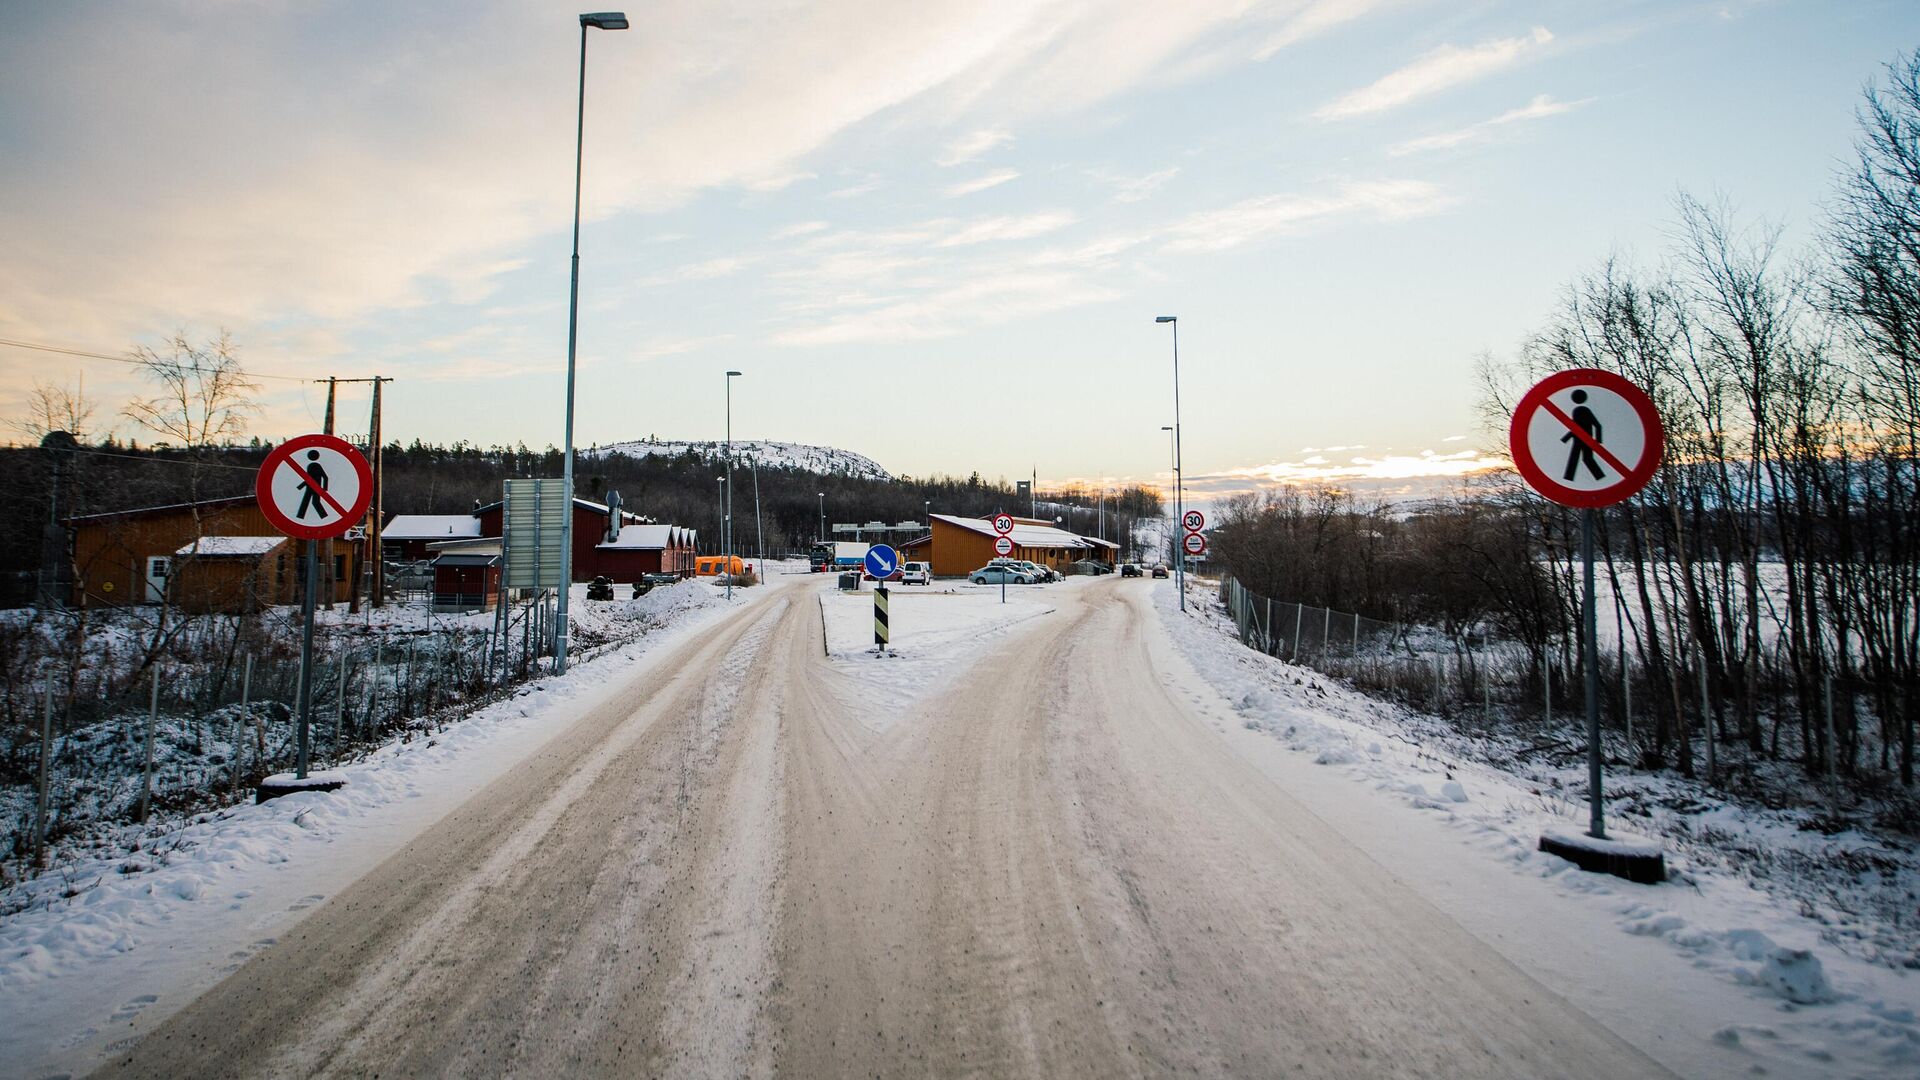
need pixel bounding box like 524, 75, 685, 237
320, 378, 337, 611
368, 377, 389, 607
316, 376, 394, 612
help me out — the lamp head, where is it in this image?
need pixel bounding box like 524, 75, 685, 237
1161, 425, 1173, 431
726, 369, 742, 377
580, 12, 629, 30
1155, 315, 1176, 323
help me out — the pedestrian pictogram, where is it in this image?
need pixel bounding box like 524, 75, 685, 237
1509, 368, 1664, 510
992, 513, 1014, 535
1182, 510, 1205, 532
994, 536, 1014, 556
1183, 532, 1207, 556
256, 434, 372, 539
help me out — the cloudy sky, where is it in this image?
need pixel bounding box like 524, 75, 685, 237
0, 0, 1912, 502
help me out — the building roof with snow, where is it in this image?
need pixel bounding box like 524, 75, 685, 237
597, 524, 696, 550
930, 513, 1104, 550
383, 514, 483, 541
173, 536, 286, 558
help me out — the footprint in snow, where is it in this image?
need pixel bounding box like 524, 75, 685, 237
109, 995, 158, 1022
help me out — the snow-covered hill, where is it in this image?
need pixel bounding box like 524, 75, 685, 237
586, 438, 891, 481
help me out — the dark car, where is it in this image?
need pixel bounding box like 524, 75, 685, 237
1121, 563, 1143, 577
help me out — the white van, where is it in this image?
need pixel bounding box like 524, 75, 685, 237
901, 561, 931, 585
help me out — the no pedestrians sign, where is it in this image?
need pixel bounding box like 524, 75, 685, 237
256, 433, 373, 540
1508, 369, 1664, 509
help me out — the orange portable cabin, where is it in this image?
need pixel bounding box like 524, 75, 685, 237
695, 555, 745, 577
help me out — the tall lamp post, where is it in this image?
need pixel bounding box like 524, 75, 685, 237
725, 370, 741, 600
818, 492, 825, 541
554, 10, 628, 675
1155, 315, 1185, 611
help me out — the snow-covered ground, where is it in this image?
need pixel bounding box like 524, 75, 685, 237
819, 578, 1063, 724
0, 579, 747, 1078
585, 437, 891, 481
1154, 577, 1919, 1078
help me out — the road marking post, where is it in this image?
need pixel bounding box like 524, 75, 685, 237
874, 584, 889, 651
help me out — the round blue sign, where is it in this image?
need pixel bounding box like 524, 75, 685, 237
864, 544, 900, 578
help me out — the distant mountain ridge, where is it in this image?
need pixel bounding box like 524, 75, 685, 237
587, 438, 892, 481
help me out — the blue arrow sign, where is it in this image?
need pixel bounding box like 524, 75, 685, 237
864, 544, 899, 579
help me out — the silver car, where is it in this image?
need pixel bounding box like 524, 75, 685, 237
970, 565, 1034, 585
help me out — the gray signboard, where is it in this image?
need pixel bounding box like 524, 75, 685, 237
503, 478, 568, 589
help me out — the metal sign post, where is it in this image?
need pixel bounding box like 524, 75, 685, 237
1510, 369, 1664, 843
992, 515, 1014, 604
256, 434, 373, 784
864, 545, 899, 651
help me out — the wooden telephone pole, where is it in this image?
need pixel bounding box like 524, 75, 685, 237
317, 376, 393, 609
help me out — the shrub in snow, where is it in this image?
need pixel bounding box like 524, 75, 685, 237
1313, 745, 1360, 765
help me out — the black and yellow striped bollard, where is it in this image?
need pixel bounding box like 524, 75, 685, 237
874, 583, 890, 651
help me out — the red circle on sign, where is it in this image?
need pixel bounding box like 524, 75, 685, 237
993, 536, 1014, 555
1182, 510, 1205, 532
1183, 532, 1207, 556
1509, 368, 1664, 510
255, 433, 373, 539
992, 514, 1014, 535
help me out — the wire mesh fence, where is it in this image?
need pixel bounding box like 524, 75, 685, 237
1219, 577, 1550, 719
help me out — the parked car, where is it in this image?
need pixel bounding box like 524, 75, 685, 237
1069, 559, 1114, 576
863, 565, 904, 582
970, 566, 1034, 585
1151, 563, 1169, 578
992, 557, 1055, 582
1121, 563, 1143, 578
901, 561, 931, 586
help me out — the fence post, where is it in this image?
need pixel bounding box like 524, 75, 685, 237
1544, 657, 1551, 729
138, 668, 160, 823
1823, 671, 1836, 780
1321, 606, 1331, 665
1351, 612, 1360, 657
1624, 671, 1632, 746
34, 680, 53, 868
1264, 597, 1273, 654
1291, 604, 1303, 661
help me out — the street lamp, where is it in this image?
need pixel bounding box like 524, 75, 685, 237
554, 10, 628, 675
818, 492, 825, 542
1156, 316, 1185, 612
725, 370, 741, 600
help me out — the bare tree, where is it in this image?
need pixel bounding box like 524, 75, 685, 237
8, 377, 98, 444
123, 331, 260, 453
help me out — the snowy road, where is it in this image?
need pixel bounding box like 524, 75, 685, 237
101, 577, 1665, 1078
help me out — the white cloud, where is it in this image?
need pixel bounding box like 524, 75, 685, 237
1103, 166, 1180, 203
1162, 179, 1452, 252
1388, 94, 1587, 155
936, 212, 1078, 247
944, 169, 1022, 197
1315, 27, 1553, 120
776, 220, 831, 238
937, 128, 1013, 166
773, 271, 1119, 346
742, 170, 817, 192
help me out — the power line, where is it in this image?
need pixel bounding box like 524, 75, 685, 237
60, 445, 262, 472
0, 337, 316, 383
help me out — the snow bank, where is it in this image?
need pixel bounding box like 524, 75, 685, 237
0, 579, 738, 1078
1151, 577, 1920, 1079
